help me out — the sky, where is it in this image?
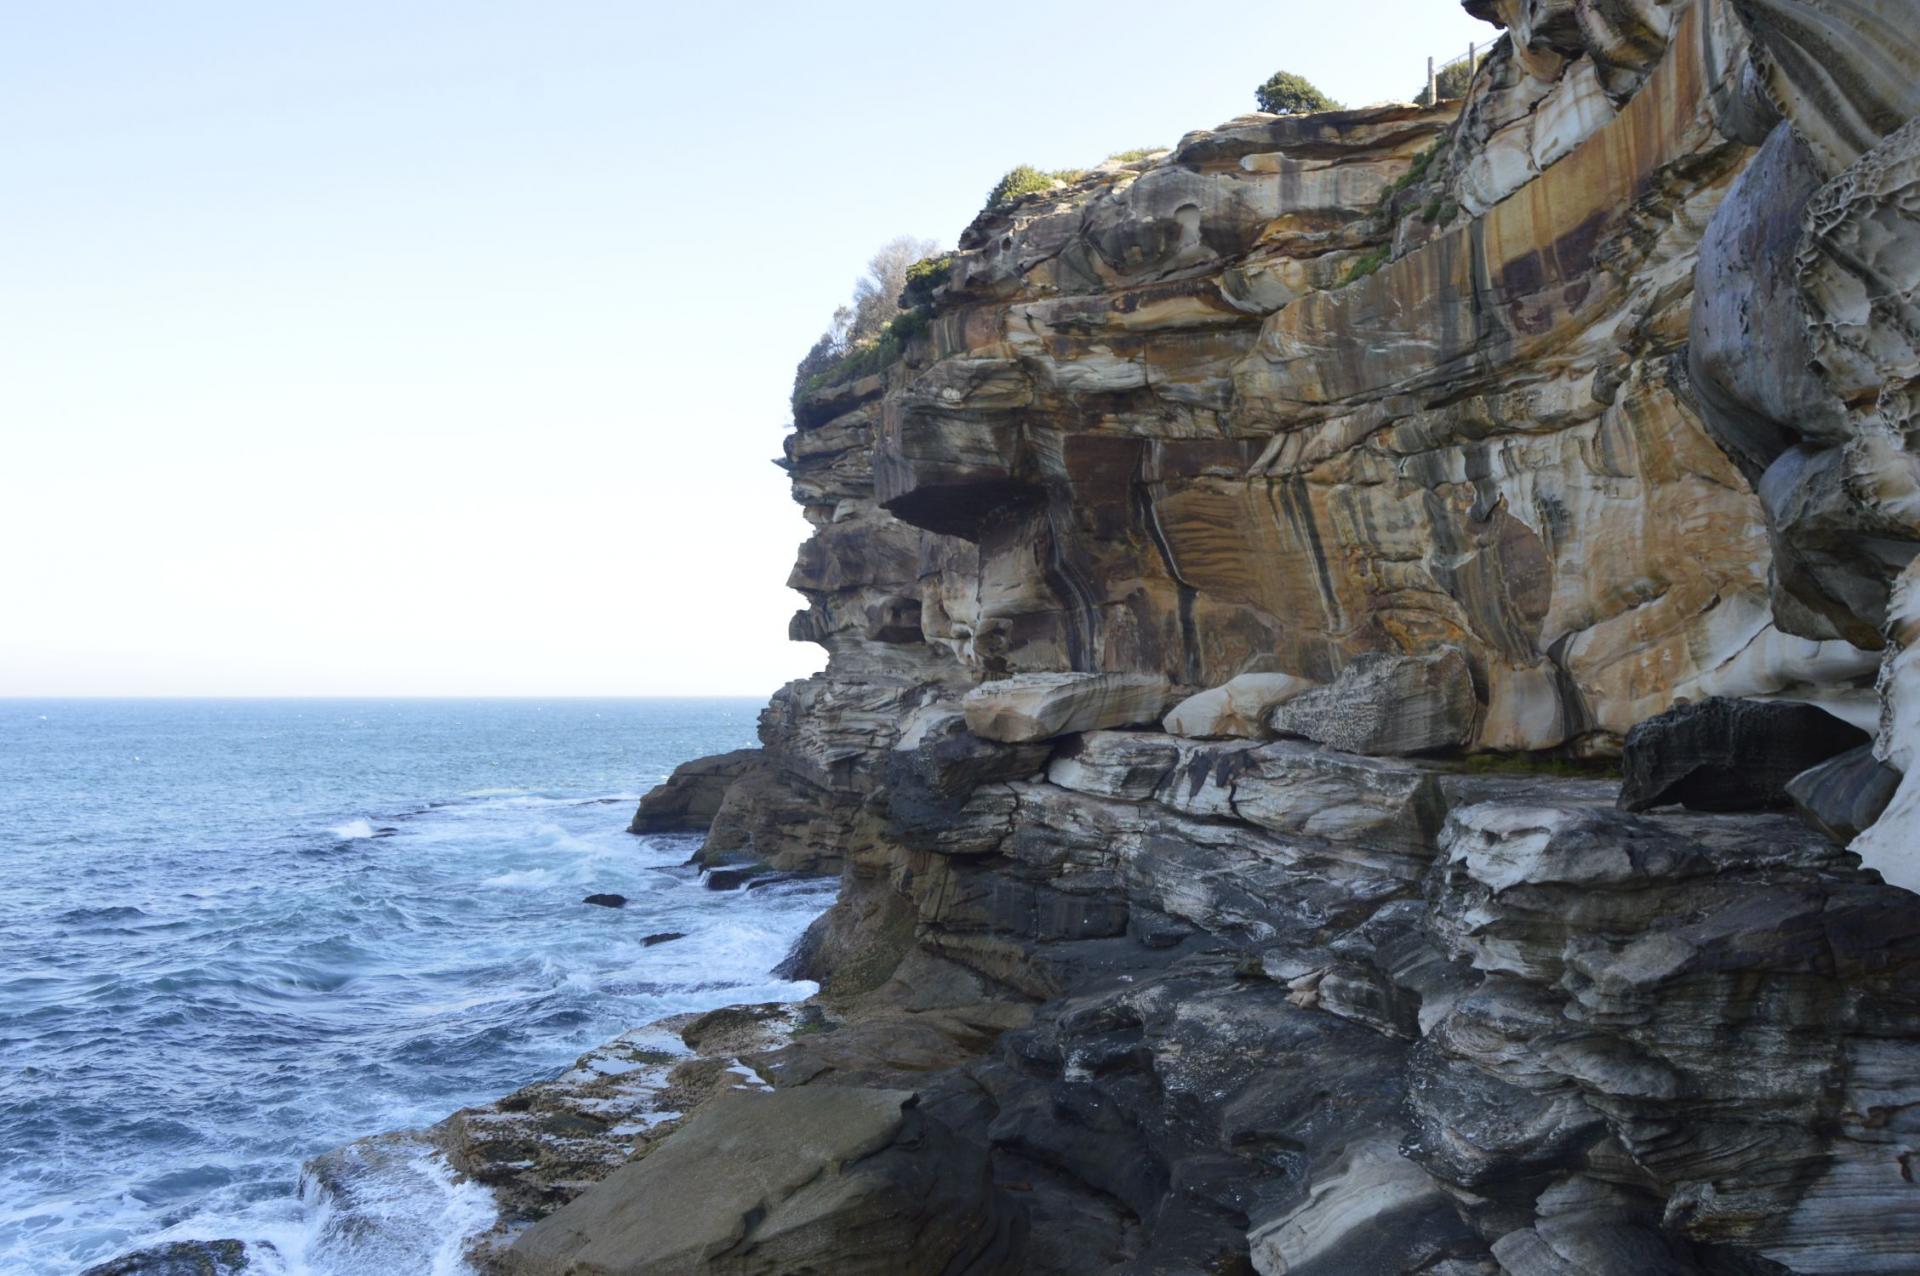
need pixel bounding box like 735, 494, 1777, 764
0, 1, 1490, 697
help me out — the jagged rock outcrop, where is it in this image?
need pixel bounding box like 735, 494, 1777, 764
628, 749, 761, 834
548, 0, 1920, 1272
1616, 695, 1871, 811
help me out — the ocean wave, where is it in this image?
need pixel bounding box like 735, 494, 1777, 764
0, 700, 786, 1273
55, 905, 150, 925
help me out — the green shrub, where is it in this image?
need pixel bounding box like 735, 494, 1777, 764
986, 164, 1057, 211
1343, 244, 1390, 285
899, 255, 952, 310
1255, 70, 1342, 116
1105, 147, 1163, 164
792, 238, 947, 414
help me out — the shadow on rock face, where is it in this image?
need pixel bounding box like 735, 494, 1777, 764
1617, 698, 1869, 813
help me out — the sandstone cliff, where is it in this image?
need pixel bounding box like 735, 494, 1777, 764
511, 1, 1920, 1271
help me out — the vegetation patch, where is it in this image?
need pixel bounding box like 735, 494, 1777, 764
1255, 70, 1341, 116
792, 238, 945, 412
899, 254, 952, 310
1343, 245, 1391, 285
983, 164, 1091, 214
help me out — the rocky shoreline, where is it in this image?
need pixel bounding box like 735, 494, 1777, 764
117, 0, 1920, 1271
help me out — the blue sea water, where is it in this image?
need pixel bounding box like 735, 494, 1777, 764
0, 699, 831, 1276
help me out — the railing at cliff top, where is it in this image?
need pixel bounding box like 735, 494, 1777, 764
1426, 36, 1500, 106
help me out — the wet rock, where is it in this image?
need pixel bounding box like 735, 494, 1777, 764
962, 672, 1174, 743
641, 930, 686, 947
1617, 697, 1869, 813
630, 749, 763, 834
582, 893, 627, 909
500, 1087, 990, 1276
1268, 649, 1476, 757
80, 1240, 253, 1276
703, 864, 767, 891
1786, 745, 1903, 844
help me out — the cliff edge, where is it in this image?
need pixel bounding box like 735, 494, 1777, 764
508, 1, 1920, 1271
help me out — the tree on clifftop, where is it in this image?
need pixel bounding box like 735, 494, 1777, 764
791, 235, 945, 412
1255, 70, 1341, 115
845, 235, 941, 346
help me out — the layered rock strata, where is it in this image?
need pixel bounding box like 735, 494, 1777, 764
519, 0, 1920, 1271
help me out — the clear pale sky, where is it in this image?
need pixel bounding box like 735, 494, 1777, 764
1, 1, 1489, 697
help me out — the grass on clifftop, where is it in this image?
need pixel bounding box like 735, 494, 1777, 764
984, 164, 1085, 214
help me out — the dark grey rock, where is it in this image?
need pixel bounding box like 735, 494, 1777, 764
629, 748, 762, 834
501, 1087, 993, 1276
1617, 697, 1869, 812
582, 893, 627, 909
702, 865, 763, 891
81, 1240, 253, 1276
641, 930, 686, 947
1787, 744, 1903, 843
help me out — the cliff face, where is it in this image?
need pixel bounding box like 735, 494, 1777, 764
511, 2, 1920, 1273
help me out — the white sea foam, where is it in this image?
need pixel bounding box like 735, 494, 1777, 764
2, 699, 795, 1274
479, 867, 555, 889
122, 1140, 495, 1276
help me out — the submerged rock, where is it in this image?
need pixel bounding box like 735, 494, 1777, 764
581, 893, 627, 909
80, 1241, 253, 1276
641, 930, 686, 947
702, 865, 762, 891
1617, 697, 1869, 813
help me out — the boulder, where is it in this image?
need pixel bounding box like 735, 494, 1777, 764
1162, 672, 1316, 738
961, 672, 1174, 743
501, 1087, 990, 1276
1787, 745, 1903, 844
1617, 697, 1870, 813
703, 864, 767, 891
582, 893, 627, 909
1268, 649, 1476, 756
1247, 1138, 1486, 1276
630, 749, 762, 834
641, 930, 686, 947
80, 1241, 253, 1276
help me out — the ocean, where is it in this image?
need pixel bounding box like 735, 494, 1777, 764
0, 698, 831, 1276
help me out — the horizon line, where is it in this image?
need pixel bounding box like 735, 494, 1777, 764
0, 692, 780, 701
